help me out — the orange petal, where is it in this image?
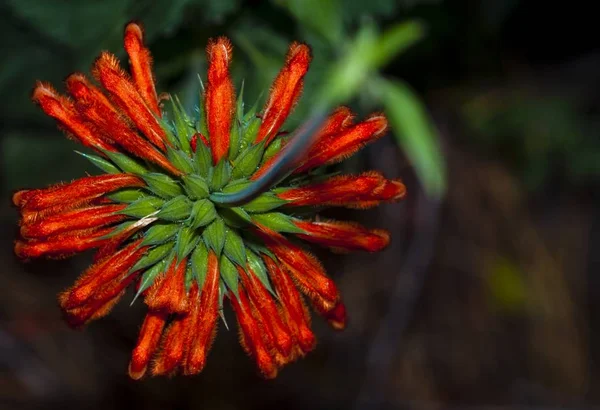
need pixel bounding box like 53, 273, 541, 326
294, 220, 390, 252
145, 258, 189, 314
262, 255, 315, 354
32, 82, 114, 152
93, 52, 167, 150
66, 74, 180, 175
296, 114, 388, 172
58, 238, 146, 309
278, 171, 404, 208
20, 204, 127, 239
238, 266, 293, 359
152, 315, 187, 376
255, 226, 340, 312
19, 174, 144, 212
129, 311, 168, 379
15, 226, 116, 259
183, 251, 220, 375
230, 289, 278, 379
205, 37, 235, 163
123, 22, 161, 116
256, 43, 311, 144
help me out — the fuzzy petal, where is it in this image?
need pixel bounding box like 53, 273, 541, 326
205, 37, 235, 164
129, 311, 168, 379
124, 22, 161, 116
256, 43, 311, 145
294, 220, 390, 252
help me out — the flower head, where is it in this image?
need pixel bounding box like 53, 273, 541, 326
14, 22, 406, 379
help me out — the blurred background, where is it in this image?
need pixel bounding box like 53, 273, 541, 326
1, 0, 599, 409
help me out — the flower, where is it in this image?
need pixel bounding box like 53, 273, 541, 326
13, 22, 406, 379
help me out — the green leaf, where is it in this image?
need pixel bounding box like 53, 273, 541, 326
197, 81, 209, 140
132, 258, 168, 305
130, 242, 175, 273
189, 199, 217, 229
175, 226, 200, 261
262, 138, 283, 164
170, 95, 193, 154
182, 174, 209, 199
166, 146, 195, 174
251, 212, 303, 233
143, 172, 183, 198
191, 240, 209, 289
222, 179, 253, 194
108, 189, 147, 203
219, 255, 239, 296
158, 118, 180, 148
219, 207, 252, 228
223, 229, 246, 266
194, 141, 212, 177
156, 195, 193, 221
377, 78, 446, 197
141, 223, 180, 246
75, 151, 119, 174
246, 250, 275, 295
240, 117, 261, 151
103, 150, 148, 175
231, 141, 266, 179
278, 0, 343, 44
210, 160, 231, 191
202, 218, 226, 255
120, 196, 164, 218
243, 193, 286, 213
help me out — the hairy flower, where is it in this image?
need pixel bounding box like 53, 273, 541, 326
13, 22, 406, 379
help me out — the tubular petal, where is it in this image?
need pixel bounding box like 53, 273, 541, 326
256, 227, 339, 311
66, 74, 180, 175
205, 37, 235, 163
230, 289, 278, 379
238, 266, 293, 358
59, 239, 146, 309
20, 204, 127, 239
32, 82, 114, 152
145, 258, 189, 314
129, 311, 168, 379
294, 220, 390, 252
296, 114, 389, 172
152, 316, 187, 375
262, 255, 315, 354
256, 43, 312, 144
183, 251, 220, 375
124, 22, 161, 116
20, 174, 144, 212
15, 226, 115, 259
93, 52, 167, 150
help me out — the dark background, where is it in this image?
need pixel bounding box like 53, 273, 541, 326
1, 0, 599, 409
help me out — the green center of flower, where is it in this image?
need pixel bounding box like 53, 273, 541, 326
82, 93, 307, 304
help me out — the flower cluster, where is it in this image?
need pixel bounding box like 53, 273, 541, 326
13, 23, 406, 379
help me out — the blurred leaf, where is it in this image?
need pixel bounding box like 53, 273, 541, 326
274, 0, 344, 44
320, 20, 424, 107
376, 78, 446, 197
486, 257, 527, 313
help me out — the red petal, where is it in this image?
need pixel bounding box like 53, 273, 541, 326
32, 82, 114, 152
256, 43, 311, 145
123, 22, 161, 117
230, 289, 278, 379
145, 258, 189, 314
93, 52, 167, 150
239, 266, 293, 359
296, 114, 388, 172
20, 204, 127, 239
262, 255, 315, 354
255, 227, 340, 312
19, 174, 144, 212
205, 37, 235, 164
183, 251, 220, 375
294, 220, 390, 252
129, 311, 168, 379
66, 74, 180, 175
59, 238, 146, 309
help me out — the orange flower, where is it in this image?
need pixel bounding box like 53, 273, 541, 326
13, 22, 406, 379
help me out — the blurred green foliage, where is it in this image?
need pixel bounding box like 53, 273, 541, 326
0, 0, 449, 198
